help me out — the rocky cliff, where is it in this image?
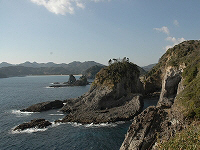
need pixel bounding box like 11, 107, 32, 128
59, 61, 144, 123
120, 40, 200, 150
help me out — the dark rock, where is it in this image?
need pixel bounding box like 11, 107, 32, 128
60, 94, 143, 124
120, 106, 167, 150
49, 75, 89, 87
21, 100, 64, 112
14, 119, 52, 131
68, 74, 76, 84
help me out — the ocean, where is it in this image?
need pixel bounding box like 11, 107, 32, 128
0, 75, 158, 150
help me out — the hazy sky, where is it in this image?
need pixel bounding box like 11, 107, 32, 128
0, 0, 200, 66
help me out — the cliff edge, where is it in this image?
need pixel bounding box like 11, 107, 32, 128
120, 40, 200, 150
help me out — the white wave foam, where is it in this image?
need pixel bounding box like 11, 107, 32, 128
49, 114, 64, 116
84, 122, 117, 128
67, 122, 117, 128
11, 110, 37, 117
45, 86, 54, 88
116, 121, 126, 124
51, 121, 66, 127
11, 127, 47, 134
67, 122, 83, 127
11, 121, 64, 134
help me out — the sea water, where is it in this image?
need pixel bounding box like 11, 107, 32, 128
0, 75, 158, 150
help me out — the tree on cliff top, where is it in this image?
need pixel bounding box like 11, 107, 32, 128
92, 60, 140, 89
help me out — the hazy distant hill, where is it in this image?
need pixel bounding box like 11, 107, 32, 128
0, 61, 104, 77
142, 63, 157, 72
83, 65, 105, 79
0, 62, 13, 68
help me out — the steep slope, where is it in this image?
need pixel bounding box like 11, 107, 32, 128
120, 40, 200, 150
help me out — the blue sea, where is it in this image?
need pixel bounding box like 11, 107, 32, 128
0, 75, 158, 150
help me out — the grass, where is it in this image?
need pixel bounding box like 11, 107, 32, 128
176, 72, 200, 119
157, 122, 200, 150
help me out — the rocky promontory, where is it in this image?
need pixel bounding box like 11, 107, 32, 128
59, 60, 144, 123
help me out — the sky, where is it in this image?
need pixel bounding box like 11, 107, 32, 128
0, 0, 200, 66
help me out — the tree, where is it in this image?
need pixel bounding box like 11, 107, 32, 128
108, 59, 112, 65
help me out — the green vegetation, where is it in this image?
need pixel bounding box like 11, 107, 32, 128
157, 123, 200, 150
176, 72, 200, 119
146, 40, 200, 149
145, 40, 200, 118
146, 40, 200, 85
92, 60, 139, 89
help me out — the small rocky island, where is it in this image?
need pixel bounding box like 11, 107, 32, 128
49, 75, 89, 87
14, 119, 52, 131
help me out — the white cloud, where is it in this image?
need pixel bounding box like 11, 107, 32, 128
165, 36, 186, 50
153, 26, 170, 35
31, 0, 74, 15
30, 0, 110, 15
173, 20, 179, 26
76, 2, 85, 9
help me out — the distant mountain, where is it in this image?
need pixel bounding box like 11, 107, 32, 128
0, 61, 104, 77
83, 65, 105, 79
0, 62, 13, 68
142, 63, 157, 72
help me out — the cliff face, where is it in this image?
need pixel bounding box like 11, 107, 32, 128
60, 61, 144, 123
121, 40, 200, 150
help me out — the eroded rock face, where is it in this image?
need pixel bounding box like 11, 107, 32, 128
120, 65, 187, 149
157, 67, 182, 108
120, 106, 167, 150
61, 93, 143, 124
14, 119, 52, 131
21, 100, 64, 112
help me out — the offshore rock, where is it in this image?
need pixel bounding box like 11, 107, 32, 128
14, 119, 52, 131
49, 75, 89, 87
21, 100, 64, 112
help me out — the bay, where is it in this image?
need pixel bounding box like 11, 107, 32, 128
0, 76, 131, 150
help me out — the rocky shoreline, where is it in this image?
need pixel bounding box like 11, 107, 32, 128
18, 61, 145, 127
13, 41, 200, 150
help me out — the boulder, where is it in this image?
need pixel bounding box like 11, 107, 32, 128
21, 100, 64, 112
14, 119, 52, 131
